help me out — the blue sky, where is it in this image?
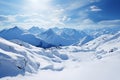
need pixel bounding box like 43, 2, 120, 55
0, 0, 120, 29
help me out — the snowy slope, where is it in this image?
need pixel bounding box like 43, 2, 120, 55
0, 37, 69, 78
96, 31, 120, 55
81, 34, 113, 50
0, 26, 53, 48
2, 53, 119, 80
73, 35, 94, 46
81, 31, 120, 51
0, 27, 120, 80
1, 34, 120, 80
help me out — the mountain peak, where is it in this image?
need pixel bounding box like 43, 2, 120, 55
10, 26, 22, 31
28, 26, 45, 34
29, 26, 40, 30
0, 26, 25, 35
12, 26, 20, 29
44, 28, 55, 35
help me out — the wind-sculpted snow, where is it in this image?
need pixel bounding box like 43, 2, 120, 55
0, 37, 68, 78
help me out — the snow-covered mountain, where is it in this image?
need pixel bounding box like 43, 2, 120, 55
38, 29, 75, 46
0, 26, 94, 48
0, 27, 120, 80
84, 26, 120, 38
60, 28, 86, 39
81, 31, 120, 53
56, 28, 94, 45
81, 34, 113, 50
28, 26, 45, 35
0, 26, 54, 48
96, 31, 120, 55
38, 28, 92, 46
52, 27, 88, 39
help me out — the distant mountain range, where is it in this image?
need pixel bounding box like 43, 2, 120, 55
84, 26, 120, 38
0, 26, 54, 48
0, 26, 119, 48
28, 26, 45, 35
38, 28, 92, 46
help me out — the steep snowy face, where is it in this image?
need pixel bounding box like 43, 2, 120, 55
52, 28, 88, 40
58, 28, 93, 45
38, 29, 75, 46
0, 26, 53, 48
40, 29, 55, 38
28, 26, 45, 35
0, 26, 24, 39
39, 29, 60, 41
60, 28, 86, 39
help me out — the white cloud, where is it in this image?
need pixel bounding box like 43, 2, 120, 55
77, 19, 120, 30
98, 20, 120, 26
1, 0, 119, 30
0, 1, 67, 29
89, 0, 100, 3
61, 0, 89, 11
22, 0, 53, 14
12, 0, 67, 29
0, 0, 92, 29
90, 5, 102, 11
0, 15, 16, 23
